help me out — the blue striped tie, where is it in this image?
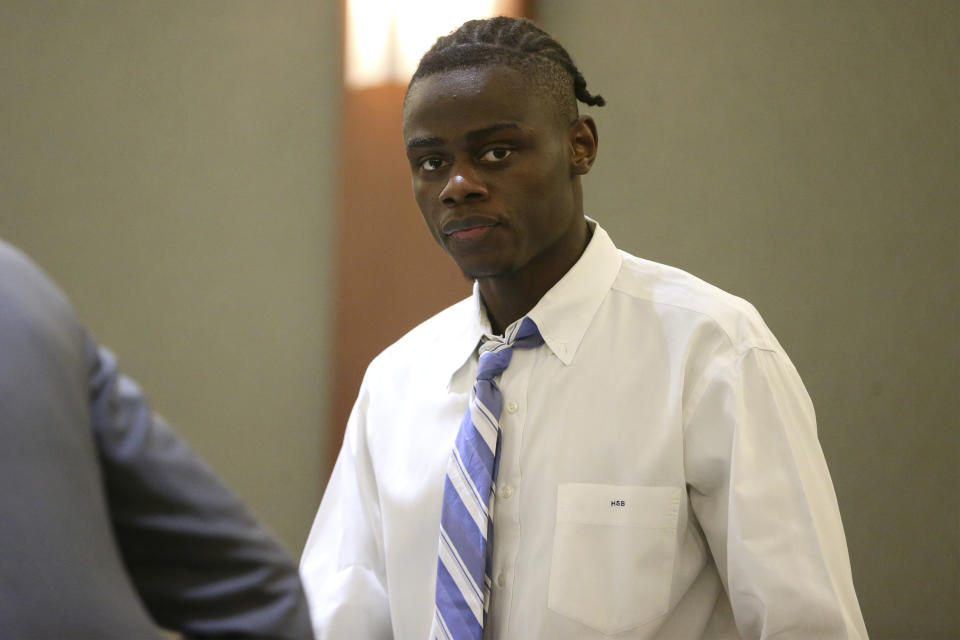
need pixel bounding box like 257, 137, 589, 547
432, 316, 543, 640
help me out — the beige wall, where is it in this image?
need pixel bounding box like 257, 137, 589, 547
538, 1, 958, 638
0, 1, 339, 553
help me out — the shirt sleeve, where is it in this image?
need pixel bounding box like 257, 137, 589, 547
300, 375, 393, 639
684, 346, 868, 639
87, 338, 314, 640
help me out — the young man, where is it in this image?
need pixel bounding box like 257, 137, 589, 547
302, 17, 867, 639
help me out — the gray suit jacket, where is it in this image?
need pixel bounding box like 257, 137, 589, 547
0, 240, 313, 639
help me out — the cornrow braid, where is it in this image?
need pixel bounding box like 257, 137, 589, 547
409, 16, 605, 113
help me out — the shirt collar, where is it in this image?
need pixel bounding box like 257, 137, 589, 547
526, 218, 621, 366
444, 218, 622, 390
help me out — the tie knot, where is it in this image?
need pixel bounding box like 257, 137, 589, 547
477, 317, 543, 381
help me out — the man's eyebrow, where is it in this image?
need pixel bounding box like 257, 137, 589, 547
406, 136, 444, 150
404, 122, 522, 151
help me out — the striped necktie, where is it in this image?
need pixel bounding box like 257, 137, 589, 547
432, 316, 543, 640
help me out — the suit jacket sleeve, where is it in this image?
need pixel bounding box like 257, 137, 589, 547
87, 338, 314, 639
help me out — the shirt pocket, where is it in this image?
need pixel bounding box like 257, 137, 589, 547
547, 484, 682, 635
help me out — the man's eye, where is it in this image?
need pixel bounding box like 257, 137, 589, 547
420, 157, 446, 171
481, 148, 512, 162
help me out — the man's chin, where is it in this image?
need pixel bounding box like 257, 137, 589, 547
446, 252, 508, 280
456, 262, 510, 281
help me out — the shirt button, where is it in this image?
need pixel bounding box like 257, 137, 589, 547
499, 485, 513, 500
496, 573, 506, 588
506, 401, 519, 414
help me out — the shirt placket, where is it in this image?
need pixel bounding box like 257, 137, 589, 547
485, 347, 534, 639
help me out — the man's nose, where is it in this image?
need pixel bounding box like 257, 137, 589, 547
439, 163, 488, 205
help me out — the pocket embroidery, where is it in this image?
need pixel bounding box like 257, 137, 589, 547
547, 484, 682, 635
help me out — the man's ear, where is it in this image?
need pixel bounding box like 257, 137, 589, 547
569, 115, 599, 175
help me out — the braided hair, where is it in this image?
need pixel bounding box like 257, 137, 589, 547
408, 17, 605, 119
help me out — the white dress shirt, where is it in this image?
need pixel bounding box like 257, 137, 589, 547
301, 221, 867, 639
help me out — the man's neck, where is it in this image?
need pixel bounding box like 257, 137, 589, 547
478, 222, 593, 335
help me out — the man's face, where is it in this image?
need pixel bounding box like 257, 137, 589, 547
402, 65, 591, 280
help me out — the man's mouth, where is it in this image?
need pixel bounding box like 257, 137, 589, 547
441, 216, 498, 239
450, 226, 491, 240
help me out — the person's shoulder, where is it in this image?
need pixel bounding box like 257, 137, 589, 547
365, 294, 476, 373
0, 238, 45, 285
0, 238, 76, 326
0, 239, 88, 392
611, 250, 779, 353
